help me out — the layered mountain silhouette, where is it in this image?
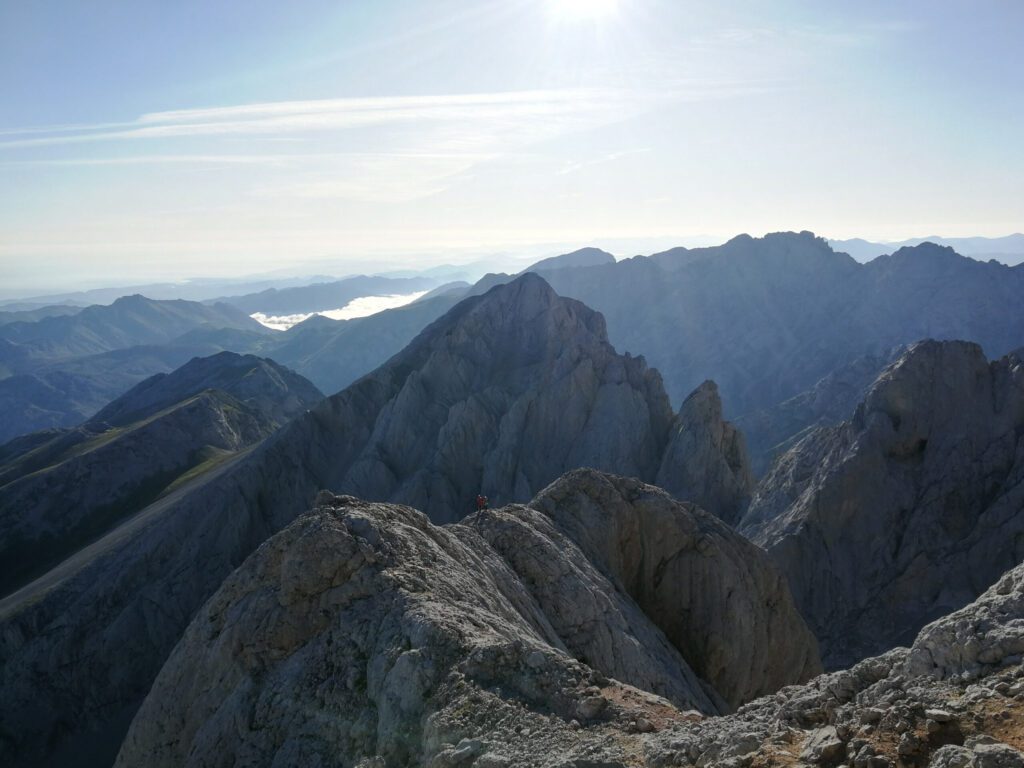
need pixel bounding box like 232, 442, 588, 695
0, 294, 265, 365
0, 304, 83, 326
741, 340, 1024, 668
830, 232, 1024, 265
267, 291, 466, 395
0, 352, 322, 597
5, 233, 1024, 460
518, 232, 1024, 419
0, 296, 274, 443
0, 274, 751, 767
519, 245, 616, 273
4, 236, 1024, 767
0, 292, 462, 443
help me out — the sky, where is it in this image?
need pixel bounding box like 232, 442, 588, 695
1, 0, 1022, 293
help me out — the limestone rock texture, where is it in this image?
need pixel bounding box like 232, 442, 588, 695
639, 559, 1024, 768
316, 271, 676, 522
116, 471, 819, 767
0, 275, 752, 767
116, 492, 1024, 768
741, 340, 1024, 668
655, 380, 754, 524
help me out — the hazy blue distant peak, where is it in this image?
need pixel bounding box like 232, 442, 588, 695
829, 234, 1024, 265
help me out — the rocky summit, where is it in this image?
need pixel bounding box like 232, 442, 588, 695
742, 340, 1024, 668
115, 470, 819, 767
115, 474, 1024, 768
0, 275, 753, 767
656, 380, 755, 525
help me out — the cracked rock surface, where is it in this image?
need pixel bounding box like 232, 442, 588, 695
116, 470, 819, 766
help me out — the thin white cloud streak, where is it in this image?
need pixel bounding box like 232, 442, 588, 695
0, 89, 616, 149
0, 83, 772, 150
0, 151, 493, 168
0, 81, 780, 205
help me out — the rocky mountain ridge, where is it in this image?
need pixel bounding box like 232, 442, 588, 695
114, 476, 1024, 768
504, 232, 1024, 419
741, 340, 1024, 668
0, 275, 752, 767
0, 352, 322, 597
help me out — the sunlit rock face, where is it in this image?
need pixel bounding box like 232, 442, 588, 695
116, 477, 1024, 768
116, 471, 819, 767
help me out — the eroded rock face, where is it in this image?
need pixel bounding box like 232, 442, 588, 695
527, 470, 819, 709
639, 559, 1024, 768
742, 341, 1024, 668
115, 474, 817, 767
328, 272, 675, 522
116, 493, 1024, 768
655, 380, 754, 524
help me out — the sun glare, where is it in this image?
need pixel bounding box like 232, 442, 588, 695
547, 0, 619, 22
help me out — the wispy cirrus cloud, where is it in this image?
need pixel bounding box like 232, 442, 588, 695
0, 88, 633, 150
0, 82, 774, 150
0, 82, 775, 203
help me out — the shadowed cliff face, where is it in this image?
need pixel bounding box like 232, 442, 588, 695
656, 380, 754, 524
742, 341, 1024, 668
511, 233, 1024, 419
0, 352, 323, 597
115, 470, 819, 767
0, 275, 751, 768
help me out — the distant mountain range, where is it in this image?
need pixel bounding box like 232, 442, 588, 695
0, 296, 274, 442
0, 274, 339, 309
829, 233, 1024, 265
2, 232, 1024, 456
0, 294, 266, 365
498, 232, 1024, 420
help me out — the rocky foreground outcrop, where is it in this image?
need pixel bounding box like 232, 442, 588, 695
0, 275, 752, 767
741, 341, 1024, 668
638, 558, 1024, 768
116, 478, 1024, 768
115, 470, 819, 767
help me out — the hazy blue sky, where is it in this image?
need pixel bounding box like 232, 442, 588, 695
1, 0, 1022, 291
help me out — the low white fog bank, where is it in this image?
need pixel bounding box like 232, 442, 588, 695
251, 290, 429, 331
